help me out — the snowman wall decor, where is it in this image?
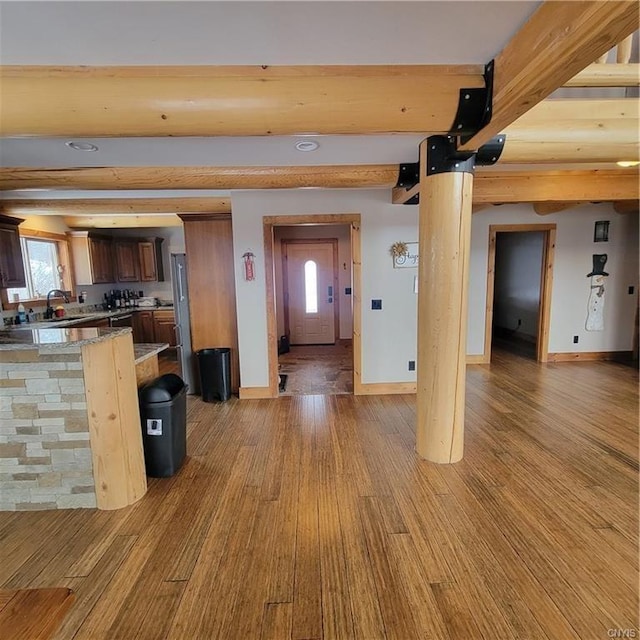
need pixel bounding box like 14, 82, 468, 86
586, 254, 609, 332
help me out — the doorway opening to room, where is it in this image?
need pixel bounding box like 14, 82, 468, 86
485, 224, 556, 362
263, 214, 361, 396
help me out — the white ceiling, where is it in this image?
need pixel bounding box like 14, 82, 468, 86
0, 1, 539, 66
0, 1, 540, 172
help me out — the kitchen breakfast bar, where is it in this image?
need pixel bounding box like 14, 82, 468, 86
0, 327, 168, 512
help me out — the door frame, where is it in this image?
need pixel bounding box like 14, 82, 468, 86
282, 238, 339, 344
485, 223, 556, 363
263, 214, 361, 397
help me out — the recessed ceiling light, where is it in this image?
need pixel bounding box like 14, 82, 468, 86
65, 141, 99, 152
295, 140, 319, 152
616, 160, 639, 167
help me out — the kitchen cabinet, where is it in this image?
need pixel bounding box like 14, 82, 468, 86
138, 238, 164, 282
0, 215, 26, 288
132, 310, 155, 343
114, 240, 140, 282
70, 232, 115, 285
71, 317, 110, 329
153, 309, 176, 347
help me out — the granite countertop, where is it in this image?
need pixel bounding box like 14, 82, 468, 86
134, 343, 170, 364
0, 327, 132, 350
13, 306, 174, 331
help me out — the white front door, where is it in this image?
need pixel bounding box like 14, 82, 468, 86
285, 242, 336, 345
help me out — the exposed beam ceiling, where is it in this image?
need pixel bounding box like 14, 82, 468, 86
460, 1, 639, 150
0, 65, 483, 137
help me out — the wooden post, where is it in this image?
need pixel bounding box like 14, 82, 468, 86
416, 138, 474, 463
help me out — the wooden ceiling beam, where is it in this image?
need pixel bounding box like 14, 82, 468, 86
460, 1, 639, 151
63, 215, 182, 228
0, 197, 231, 216
565, 63, 640, 87
500, 99, 639, 164
0, 165, 400, 191
393, 169, 639, 205
0, 64, 483, 137
533, 202, 581, 216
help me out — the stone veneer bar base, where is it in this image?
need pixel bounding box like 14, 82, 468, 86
0, 345, 96, 510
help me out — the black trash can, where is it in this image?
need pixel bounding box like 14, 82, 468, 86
139, 373, 187, 477
197, 347, 231, 402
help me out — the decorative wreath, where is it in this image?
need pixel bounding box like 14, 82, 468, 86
389, 241, 409, 258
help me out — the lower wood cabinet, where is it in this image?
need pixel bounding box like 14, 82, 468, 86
0, 215, 26, 288
131, 309, 175, 345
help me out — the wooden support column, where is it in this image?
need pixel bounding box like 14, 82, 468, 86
416, 138, 474, 464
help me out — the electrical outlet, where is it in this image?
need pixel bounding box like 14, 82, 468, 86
629, 286, 635, 295
573, 335, 579, 344
371, 299, 382, 310
408, 360, 415, 371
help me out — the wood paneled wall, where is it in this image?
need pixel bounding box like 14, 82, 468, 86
182, 215, 240, 393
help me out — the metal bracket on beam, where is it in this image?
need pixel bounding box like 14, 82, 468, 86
475, 134, 506, 166
426, 135, 475, 176
396, 162, 419, 189
450, 60, 495, 142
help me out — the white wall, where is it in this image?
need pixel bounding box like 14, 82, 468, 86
232, 193, 639, 389
493, 231, 544, 338
231, 189, 418, 387
274, 224, 352, 340
469, 203, 639, 355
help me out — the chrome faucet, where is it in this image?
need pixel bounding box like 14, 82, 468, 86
44, 289, 70, 319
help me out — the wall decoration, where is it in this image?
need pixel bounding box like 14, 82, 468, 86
242, 251, 256, 281
593, 220, 610, 243
391, 241, 419, 268
585, 254, 609, 331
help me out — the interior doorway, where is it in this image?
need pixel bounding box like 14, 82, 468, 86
485, 224, 556, 362
263, 214, 361, 396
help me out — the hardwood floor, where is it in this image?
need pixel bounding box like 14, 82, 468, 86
0, 350, 637, 639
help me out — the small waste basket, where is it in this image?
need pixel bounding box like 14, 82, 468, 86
139, 373, 187, 477
197, 347, 231, 402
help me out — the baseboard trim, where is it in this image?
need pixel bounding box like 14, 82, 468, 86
547, 351, 633, 363
467, 354, 490, 364
238, 386, 276, 399
355, 382, 417, 396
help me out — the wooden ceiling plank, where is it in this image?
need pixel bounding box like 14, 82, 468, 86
565, 63, 640, 87
460, 1, 639, 151
0, 65, 483, 137
1, 197, 231, 216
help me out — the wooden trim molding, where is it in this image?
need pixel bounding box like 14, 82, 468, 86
264, 214, 362, 398
356, 382, 417, 396
484, 224, 556, 365
466, 354, 489, 365
177, 213, 231, 222
547, 351, 633, 363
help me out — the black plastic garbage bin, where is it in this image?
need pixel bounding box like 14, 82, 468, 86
197, 348, 231, 402
139, 373, 187, 477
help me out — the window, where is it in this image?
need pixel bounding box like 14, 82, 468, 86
4, 232, 73, 304
304, 260, 318, 313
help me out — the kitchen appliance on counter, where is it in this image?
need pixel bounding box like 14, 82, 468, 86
170, 253, 197, 393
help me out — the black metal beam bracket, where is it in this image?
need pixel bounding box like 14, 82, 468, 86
450, 60, 495, 143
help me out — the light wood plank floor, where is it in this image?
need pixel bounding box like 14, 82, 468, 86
0, 350, 637, 639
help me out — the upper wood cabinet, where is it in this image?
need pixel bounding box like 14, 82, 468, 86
138, 238, 164, 282
114, 240, 140, 282
0, 215, 26, 289
70, 232, 115, 285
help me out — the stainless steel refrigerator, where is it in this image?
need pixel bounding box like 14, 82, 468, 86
170, 253, 197, 394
